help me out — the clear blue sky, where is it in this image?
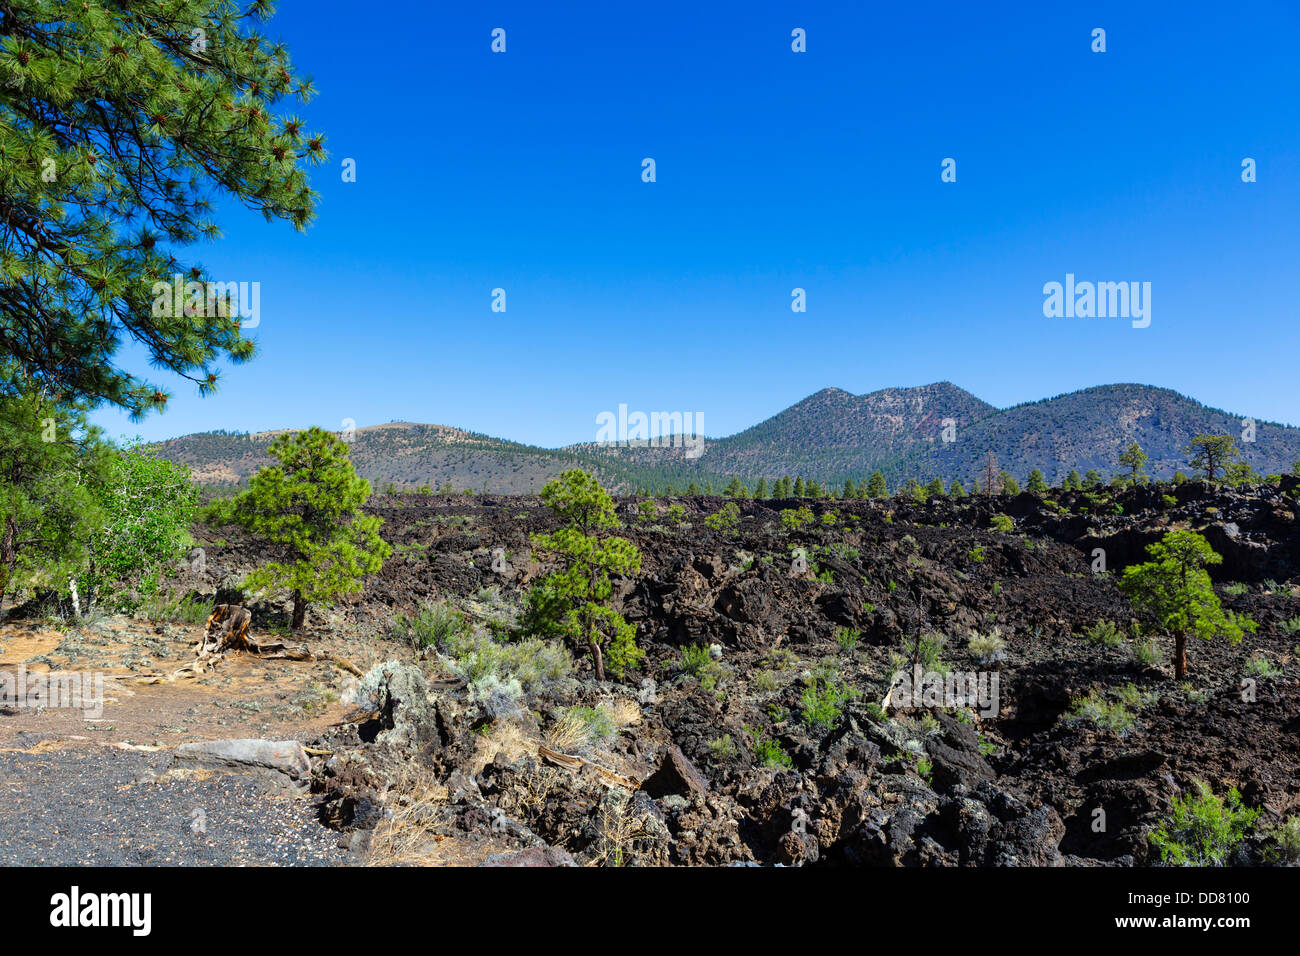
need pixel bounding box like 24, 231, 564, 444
95, 0, 1300, 447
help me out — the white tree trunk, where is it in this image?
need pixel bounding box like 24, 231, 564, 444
68, 576, 81, 619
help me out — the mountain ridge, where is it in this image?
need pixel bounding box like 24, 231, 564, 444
151, 382, 1300, 492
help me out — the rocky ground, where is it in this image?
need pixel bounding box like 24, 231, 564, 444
2, 478, 1298, 866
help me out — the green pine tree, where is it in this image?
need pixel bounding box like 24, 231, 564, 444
231, 427, 390, 630
754, 477, 768, 499
1186, 435, 1240, 483
524, 470, 642, 681
1026, 469, 1048, 494
865, 471, 887, 498
0, 1, 326, 416
793, 476, 805, 497
1119, 530, 1255, 680
1119, 442, 1149, 484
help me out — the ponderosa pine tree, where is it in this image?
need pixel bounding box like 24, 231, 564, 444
1119, 442, 1149, 484
1026, 469, 1048, 493
523, 469, 642, 681
866, 471, 887, 498
230, 427, 390, 630
0, 0, 325, 416
1119, 530, 1255, 680
1186, 435, 1240, 484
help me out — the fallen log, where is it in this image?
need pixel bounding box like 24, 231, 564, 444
538, 745, 640, 791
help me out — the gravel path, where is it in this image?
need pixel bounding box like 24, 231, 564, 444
0, 742, 350, 866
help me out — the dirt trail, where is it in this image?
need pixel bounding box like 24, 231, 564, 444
0, 617, 359, 866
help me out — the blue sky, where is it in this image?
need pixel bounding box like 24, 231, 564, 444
95, 1, 1300, 447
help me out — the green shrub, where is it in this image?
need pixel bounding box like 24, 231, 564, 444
799, 666, 855, 730
990, 514, 1014, 533
708, 735, 737, 761
704, 501, 741, 534
1264, 816, 1300, 865
968, 627, 1006, 664
1149, 781, 1260, 866
1082, 620, 1124, 648
139, 592, 211, 625
682, 644, 728, 691
779, 507, 815, 531
895, 632, 949, 677
1065, 689, 1136, 734
1133, 638, 1161, 666
1243, 654, 1281, 678
835, 626, 860, 653
751, 734, 793, 769
560, 705, 617, 748
391, 600, 470, 650
1222, 581, 1248, 596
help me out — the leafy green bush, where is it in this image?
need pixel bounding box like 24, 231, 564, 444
91, 446, 201, 606
1149, 781, 1260, 866
990, 514, 1014, 533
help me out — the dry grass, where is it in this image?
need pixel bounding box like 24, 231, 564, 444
603, 697, 642, 730
470, 718, 536, 774
544, 710, 590, 753
586, 788, 656, 867
365, 764, 453, 866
